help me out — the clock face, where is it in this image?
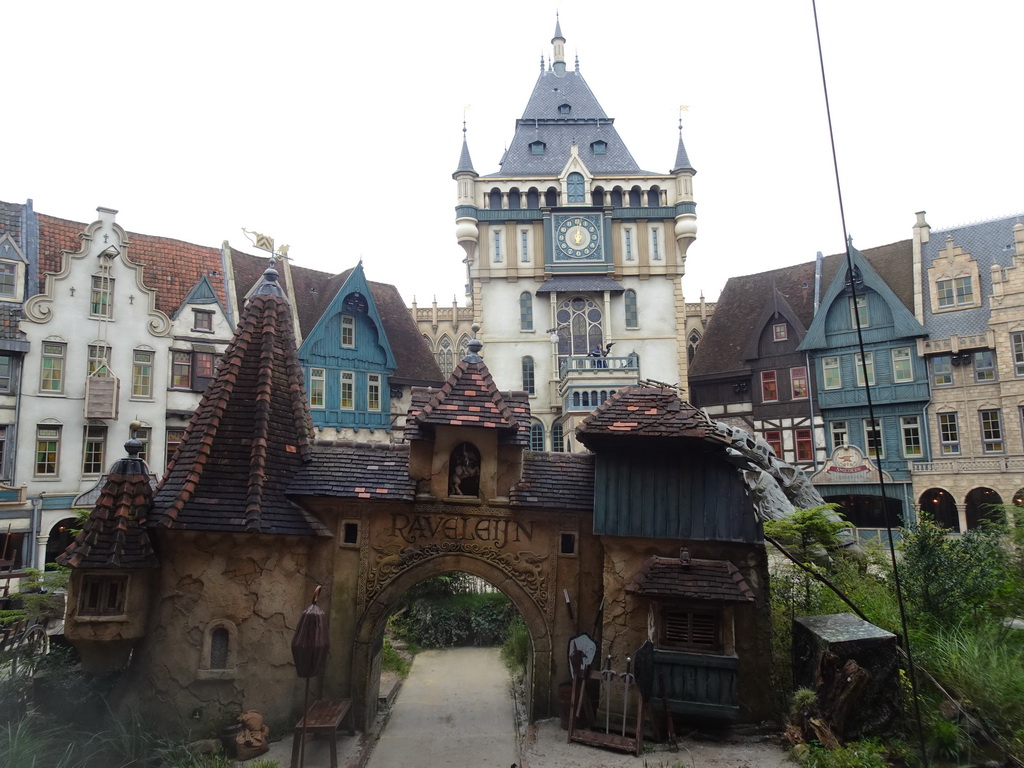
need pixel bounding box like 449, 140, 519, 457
554, 214, 602, 260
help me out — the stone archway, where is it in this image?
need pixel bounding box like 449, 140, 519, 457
350, 552, 553, 730
965, 487, 1004, 530
918, 488, 959, 532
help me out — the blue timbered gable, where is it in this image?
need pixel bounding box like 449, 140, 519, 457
298, 263, 398, 433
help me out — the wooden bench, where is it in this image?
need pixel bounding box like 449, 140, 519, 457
290, 699, 354, 768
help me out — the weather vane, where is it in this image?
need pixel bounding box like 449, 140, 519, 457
242, 228, 290, 259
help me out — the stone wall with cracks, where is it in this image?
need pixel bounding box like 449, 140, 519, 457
119, 530, 334, 736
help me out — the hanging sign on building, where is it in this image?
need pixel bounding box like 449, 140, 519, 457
809, 444, 893, 485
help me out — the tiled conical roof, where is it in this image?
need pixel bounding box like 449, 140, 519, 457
57, 440, 157, 569
410, 339, 520, 434
151, 268, 325, 536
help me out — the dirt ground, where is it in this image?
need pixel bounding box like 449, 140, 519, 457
518, 717, 792, 768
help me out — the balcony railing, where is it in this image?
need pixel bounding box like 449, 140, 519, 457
909, 456, 1024, 474
558, 354, 639, 378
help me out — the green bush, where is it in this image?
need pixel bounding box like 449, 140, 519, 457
393, 591, 513, 648
500, 615, 529, 673
792, 738, 889, 768
381, 637, 411, 677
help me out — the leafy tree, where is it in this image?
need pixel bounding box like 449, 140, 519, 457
764, 504, 853, 610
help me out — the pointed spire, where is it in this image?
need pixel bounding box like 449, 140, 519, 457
454, 119, 477, 177
672, 113, 695, 173
551, 12, 567, 76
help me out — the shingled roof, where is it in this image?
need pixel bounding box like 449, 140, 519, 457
57, 441, 157, 570
288, 442, 416, 501
689, 239, 912, 379
510, 452, 594, 509
576, 384, 715, 446
626, 554, 755, 602
150, 268, 327, 536
409, 339, 522, 435
405, 386, 531, 446
36, 212, 229, 317
231, 251, 443, 386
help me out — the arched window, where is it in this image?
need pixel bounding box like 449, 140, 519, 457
437, 336, 455, 379
530, 421, 545, 451
628, 187, 642, 207
198, 619, 238, 680
965, 487, 1004, 529
591, 188, 605, 207
551, 423, 565, 453
519, 292, 533, 331
545, 187, 559, 207
508, 189, 521, 209
522, 356, 535, 395
457, 335, 470, 360
919, 488, 959, 532
558, 103, 571, 115
572, 392, 581, 407
527, 188, 540, 208
624, 290, 638, 329
530, 141, 546, 155
610, 187, 623, 207
591, 140, 607, 155
488, 188, 502, 210
556, 296, 603, 362
687, 330, 702, 363
567, 172, 585, 203
647, 187, 661, 207
1014, 488, 1024, 507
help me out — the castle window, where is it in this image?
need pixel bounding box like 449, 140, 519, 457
82, 425, 107, 475
90, 275, 114, 318
493, 231, 502, 263
974, 349, 996, 382
980, 409, 1004, 453
529, 421, 545, 451
35, 425, 61, 476
132, 350, 154, 398
79, 574, 127, 617
309, 367, 326, 408
437, 336, 455, 379
936, 276, 974, 308
567, 173, 585, 203
931, 356, 953, 387
368, 373, 382, 411
624, 290, 638, 329
192, 310, 213, 332
341, 371, 355, 410
40, 342, 66, 394
591, 140, 607, 155
552, 423, 565, 453
558, 103, 571, 115
1011, 332, 1024, 377
341, 315, 356, 348
659, 605, 722, 654
0, 263, 15, 298
522, 356, 535, 395
651, 229, 661, 260
521, 231, 529, 263
624, 229, 633, 261
938, 412, 960, 455
530, 141, 546, 155
198, 620, 238, 680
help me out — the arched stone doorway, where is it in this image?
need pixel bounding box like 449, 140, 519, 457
45, 516, 79, 564
964, 487, 1004, 529
918, 488, 959, 532
350, 553, 552, 730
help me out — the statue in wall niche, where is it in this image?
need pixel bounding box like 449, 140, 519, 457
449, 442, 481, 497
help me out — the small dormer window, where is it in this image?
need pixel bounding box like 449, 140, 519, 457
0, 264, 16, 298
591, 140, 607, 155
558, 103, 571, 115
530, 141, 546, 155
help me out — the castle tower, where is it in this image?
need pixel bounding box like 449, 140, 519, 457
452, 17, 698, 451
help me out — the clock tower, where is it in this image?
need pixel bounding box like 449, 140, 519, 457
451, 16, 698, 452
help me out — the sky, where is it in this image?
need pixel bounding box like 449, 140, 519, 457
3, 1, 1022, 305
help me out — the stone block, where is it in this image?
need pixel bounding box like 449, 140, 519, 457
792, 612, 900, 739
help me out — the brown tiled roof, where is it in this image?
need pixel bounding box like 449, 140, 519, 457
413, 347, 520, 434
36, 213, 229, 316
57, 450, 157, 570
689, 240, 912, 379
626, 555, 755, 602
510, 452, 594, 509
404, 386, 530, 446
288, 442, 416, 500
576, 384, 714, 444
232, 253, 443, 386
151, 269, 327, 536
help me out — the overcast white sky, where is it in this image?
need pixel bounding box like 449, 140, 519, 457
3, 1, 1021, 304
